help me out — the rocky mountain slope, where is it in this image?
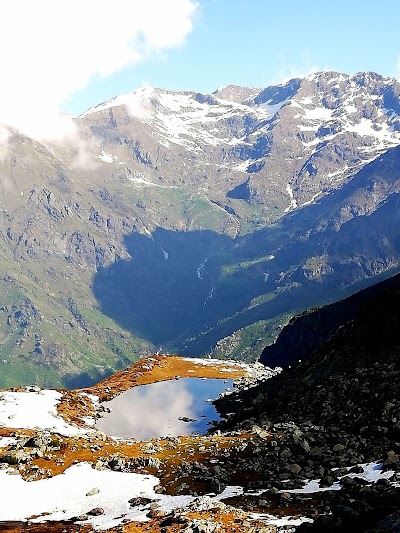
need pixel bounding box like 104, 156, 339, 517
1, 71, 400, 386
217, 269, 400, 433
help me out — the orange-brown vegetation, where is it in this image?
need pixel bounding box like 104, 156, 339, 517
80, 355, 247, 401
56, 355, 247, 427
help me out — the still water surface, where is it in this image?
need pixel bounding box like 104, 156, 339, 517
96, 378, 233, 440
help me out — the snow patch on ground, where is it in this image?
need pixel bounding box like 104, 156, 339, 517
0, 463, 315, 530
127, 173, 163, 187
203, 286, 215, 306
96, 150, 116, 163
284, 184, 298, 212
351, 462, 396, 483
345, 118, 396, 144
250, 512, 313, 527
182, 357, 248, 369
197, 258, 209, 279
181, 358, 280, 385
214, 485, 243, 500
298, 96, 313, 105
287, 462, 395, 494
0, 390, 96, 436
256, 100, 287, 118
295, 106, 333, 121
234, 160, 251, 173
0, 436, 17, 447
0, 462, 187, 529
344, 104, 357, 114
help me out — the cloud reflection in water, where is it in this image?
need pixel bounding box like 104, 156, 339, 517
96, 378, 232, 440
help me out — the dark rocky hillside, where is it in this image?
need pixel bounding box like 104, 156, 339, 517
217, 271, 400, 439
214, 273, 400, 531
260, 272, 400, 368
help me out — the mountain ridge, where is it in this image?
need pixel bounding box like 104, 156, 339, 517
0, 70, 400, 386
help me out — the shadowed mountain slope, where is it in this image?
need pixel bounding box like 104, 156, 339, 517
260, 272, 400, 368
216, 272, 400, 438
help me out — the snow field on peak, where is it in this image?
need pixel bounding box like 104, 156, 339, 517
78, 74, 400, 213
291, 84, 400, 151
150, 94, 271, 149
80, 86, 157, 118
81, 86, 282, 149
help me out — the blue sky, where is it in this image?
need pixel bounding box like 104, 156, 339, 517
66, 0, 400, 115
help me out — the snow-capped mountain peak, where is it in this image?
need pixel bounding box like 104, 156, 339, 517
78, 71, 400, 210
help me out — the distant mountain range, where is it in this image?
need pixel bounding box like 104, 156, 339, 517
0, 71, 400, 387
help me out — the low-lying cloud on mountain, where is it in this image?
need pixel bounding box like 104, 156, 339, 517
0, 0, 197, 141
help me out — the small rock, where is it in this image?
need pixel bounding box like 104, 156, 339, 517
129, 497, 153, 507
286, 463, 302, 475
333, 444, 346, 453
340, 476, 358, 489
319, 475, 335, 487
86, 487, 100, 496
87, 507, 104, 516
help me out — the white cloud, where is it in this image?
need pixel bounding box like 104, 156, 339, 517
0, 125, 10, 161
272, 52, 334, 85
0, 0, 197, 141
396, 55, 400, 79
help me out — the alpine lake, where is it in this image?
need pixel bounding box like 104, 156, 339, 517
95, 377, 234, 440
